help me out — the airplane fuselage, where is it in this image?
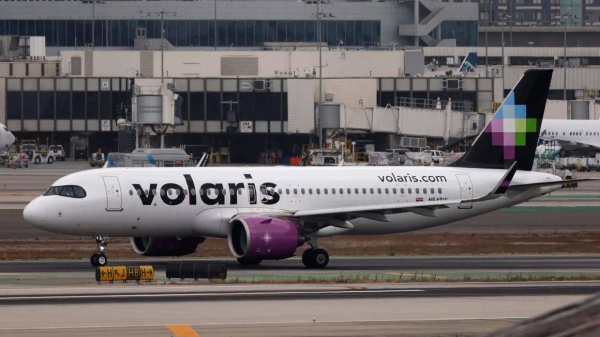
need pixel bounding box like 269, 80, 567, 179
541, 119, 600, 154
25, 166, 561, 238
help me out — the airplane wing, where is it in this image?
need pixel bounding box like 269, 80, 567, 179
540, 136, 598, 150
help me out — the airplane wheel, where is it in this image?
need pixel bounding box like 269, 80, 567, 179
96, 254, 107, 266
302, 249, 314, 268
237, 257, 262, 266
305, 249, 329, 269
90, 254, 98, 267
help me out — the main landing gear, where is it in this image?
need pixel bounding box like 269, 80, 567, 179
301, 235, 329, 269
90, 236, 109, 267
302, 249, 329, 269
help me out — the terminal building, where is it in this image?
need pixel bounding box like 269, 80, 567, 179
1, 0, 600, 162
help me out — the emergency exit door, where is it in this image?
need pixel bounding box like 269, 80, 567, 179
456, 174, 473, 209
103, 176, 123, 211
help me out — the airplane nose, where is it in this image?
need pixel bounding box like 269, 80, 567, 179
23, 198, 47, 228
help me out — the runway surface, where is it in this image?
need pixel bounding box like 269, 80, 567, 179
0, 282, 594, 336
3, 255, 600, 274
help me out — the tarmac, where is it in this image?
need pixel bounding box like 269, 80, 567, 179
0, 282, 594, 337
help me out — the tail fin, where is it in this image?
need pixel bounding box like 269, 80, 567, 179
449, 69, 553, 171
459, 52, 477, 73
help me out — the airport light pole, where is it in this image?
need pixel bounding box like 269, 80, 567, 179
309, 0, 333, 148
145, 8, 178, 84
83, 0, 106, 50
556, 9, 577, 101
500, 13, 510, 98
485, 0, 492, 77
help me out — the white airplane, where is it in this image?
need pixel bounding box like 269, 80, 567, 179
539, 119, 600, 157
22, 69, 597, 269
0, 123, 16, 151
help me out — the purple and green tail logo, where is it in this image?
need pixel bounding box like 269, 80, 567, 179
485, 92, 535, 160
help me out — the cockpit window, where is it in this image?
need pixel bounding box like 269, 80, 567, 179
44, 185, 87, 198
61, 186, 75, 197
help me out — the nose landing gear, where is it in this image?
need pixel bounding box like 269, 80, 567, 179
90, 236, 109, 267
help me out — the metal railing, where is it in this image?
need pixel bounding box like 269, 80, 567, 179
394, 97, 474, 112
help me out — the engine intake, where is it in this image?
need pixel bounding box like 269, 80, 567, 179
130, 237, 205, 256
228, 216, 301, 260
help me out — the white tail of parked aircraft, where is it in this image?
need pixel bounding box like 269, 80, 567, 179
22, 69, 600, 269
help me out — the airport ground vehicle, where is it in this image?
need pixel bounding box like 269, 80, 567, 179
48, 145, 66, 161
90, 153, 106, 168
106, 148, 194, 168
20, 144, 55, 164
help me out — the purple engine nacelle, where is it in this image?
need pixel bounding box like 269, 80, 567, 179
130, 236, 205, 256
228, 216, 301, 260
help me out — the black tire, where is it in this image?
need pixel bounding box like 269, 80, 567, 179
302, 249, 314, 268
90, 254, 98, 267
34, 157, 40, 164
309, 249, 329, 269
237, 257, 262, 266
96, 254, 107, 266
47, 156, 54, 164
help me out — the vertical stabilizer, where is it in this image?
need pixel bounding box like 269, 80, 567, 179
449, 69, 553, 171
458, 52, 477, 73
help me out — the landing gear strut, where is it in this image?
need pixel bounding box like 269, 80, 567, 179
90, 236, 109, 267
301, 235, 329, 268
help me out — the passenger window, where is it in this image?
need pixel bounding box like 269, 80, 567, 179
438, 188, 442, 194
423, 188, 427, 194
317, 188, 321, 195
309, 188, 313, 194
184, 189, 188, 195
355, 188, 359, 194
430, 188, 434, 194
401, 188, 404, 194
136, 189, 142, 196
347, 188, 351, 194
408, 188, 412, 194
199, 189, 204, 196
207, 189, 211, 196
286, 189, 290, 195
416, 188, 420, 194
363, 188, 367, 194
377, 188, 381, 194
339, 188, 343, 194
260, 187, 267, 194
74, 186, 86, 198
61, 186, 75, 197
238, 189, 243, 195
278, 188, 282, 195
370, 188, 374, 194
301, 188, 305, 194
392, 188, 396, 194
160, 189, 165, 196
191, 189, 196, 196
385, 188, 389, 194
293, 188, 298, 194
152, 189, 157, 196
332, 188, 336, 195
230, 189, 235, 195
324, 189, 328, 194
129, 190, 133, 196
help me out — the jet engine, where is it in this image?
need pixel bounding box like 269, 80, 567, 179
228, 216, 302, 260
130, 237, 205, 256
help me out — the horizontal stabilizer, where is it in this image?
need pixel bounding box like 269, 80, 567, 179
508, 178, 600, 190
